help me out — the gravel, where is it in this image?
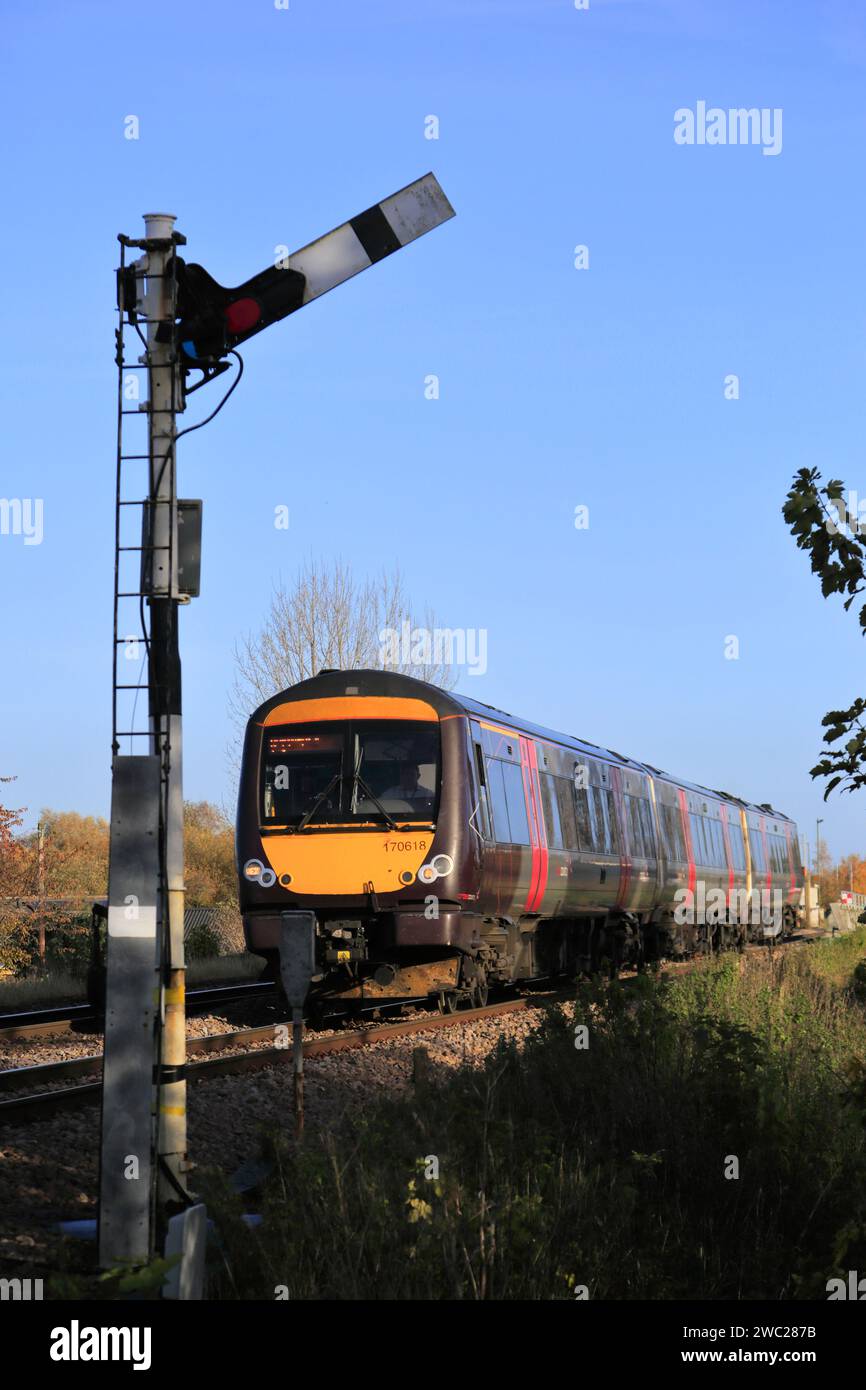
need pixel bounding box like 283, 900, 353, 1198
0, 1003, 562, 1278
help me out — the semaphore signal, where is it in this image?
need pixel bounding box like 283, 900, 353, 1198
99, 173, 455, 1286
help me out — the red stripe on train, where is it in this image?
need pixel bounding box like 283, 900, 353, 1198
519, 738, 541, 913
528, 742, 549, 912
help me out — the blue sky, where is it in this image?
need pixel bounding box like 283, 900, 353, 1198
1, 0, 865, 862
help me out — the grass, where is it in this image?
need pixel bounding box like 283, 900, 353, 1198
0, 968, 87, 1011
201, 929, 866, 1301
186, 952, 262, 986
0, 951, 262, 1012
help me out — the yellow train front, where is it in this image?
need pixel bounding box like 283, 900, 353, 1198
236, 669, 479, 1005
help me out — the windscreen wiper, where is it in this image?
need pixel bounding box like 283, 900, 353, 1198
352, 771, 399, 831
295, 770, 342, 832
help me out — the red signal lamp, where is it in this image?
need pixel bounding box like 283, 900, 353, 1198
224, 298, 262, 335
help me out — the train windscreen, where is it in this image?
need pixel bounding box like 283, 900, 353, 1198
261, 720, 439, 826
262, 728, 344, 824
351, 723, 439, 820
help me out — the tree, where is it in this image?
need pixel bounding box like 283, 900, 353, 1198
184, 801, 236, 905
783, 469, 866, 798
0, 777, 27, 898
26, 810, 110, 898
229, 558, 456, 739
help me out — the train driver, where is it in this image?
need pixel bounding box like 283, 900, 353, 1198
381, 761, 435, 806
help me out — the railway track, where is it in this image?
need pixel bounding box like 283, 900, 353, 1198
0, 979, 277, 1042
0, 994, 556, 1123
0, 929, 843, 1124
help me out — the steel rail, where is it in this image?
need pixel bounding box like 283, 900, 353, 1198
0, 994, 557, 1122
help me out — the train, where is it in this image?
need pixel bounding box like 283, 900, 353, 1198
236, 669, 804, 1009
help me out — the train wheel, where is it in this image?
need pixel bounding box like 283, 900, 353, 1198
472, 973, 489, 1009
444, 991, 460, 1013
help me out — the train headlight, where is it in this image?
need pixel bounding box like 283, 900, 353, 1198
243, 858, 276, 888
418, 855, 454, 885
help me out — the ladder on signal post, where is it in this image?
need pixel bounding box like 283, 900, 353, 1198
100, 223, 190, 1270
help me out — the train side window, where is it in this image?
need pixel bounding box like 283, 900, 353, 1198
590, 787, 608, 853
700, 816, 713, 866
661, 804, 682, 860
609, 791, 623, 853
573, 784, 593, 850
749, 829, 765, 872
700, 817, 711, 866
473, 745, 493, 841
487, 759, 512, 843
624, 795, 642, 857
555, 777, 579, 850
661, 806, 675, 856
540, 772, 564, 850
640, 799, 657, 856
500, 761, 531, 845
594, 787, 619, 855
692, 816, 703, 864
632, 797, 649, 857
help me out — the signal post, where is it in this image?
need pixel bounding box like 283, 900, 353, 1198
98, 175, 455, 1287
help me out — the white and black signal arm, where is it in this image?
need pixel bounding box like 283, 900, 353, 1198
166, 172, 455, 387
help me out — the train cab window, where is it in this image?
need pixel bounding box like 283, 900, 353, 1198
500, 761, 531, 845
352, 724, 439, 821
540, 773, 564, 849
262, 727, 344, 824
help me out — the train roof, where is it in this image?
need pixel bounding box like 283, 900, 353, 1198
451, 691, 794, 822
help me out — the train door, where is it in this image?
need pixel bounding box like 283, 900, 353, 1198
467, 721, 498, 910
472, 721, 526, 916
